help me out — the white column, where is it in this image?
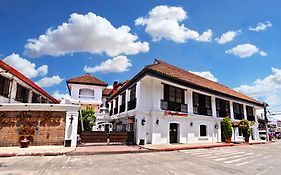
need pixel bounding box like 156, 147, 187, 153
230, 101, 234, 120
211, 96, 217, 118
187, 89, 193, 114
125, 89, 129, 112
243, 104, 247, 120
136, 82, 141, 110
65, 111, 79, 147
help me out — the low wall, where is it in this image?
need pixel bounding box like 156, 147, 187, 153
0, 111, 66, 147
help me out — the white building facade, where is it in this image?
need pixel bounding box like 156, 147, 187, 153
0, 60, 58, 104
107, 60, 263, 145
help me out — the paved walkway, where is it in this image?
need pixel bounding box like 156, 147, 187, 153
0, 146, 75, 157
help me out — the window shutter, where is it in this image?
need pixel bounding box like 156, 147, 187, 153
164, 84, 169, 101
3, 79, 10, 97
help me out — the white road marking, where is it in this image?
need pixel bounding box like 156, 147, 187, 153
215, 152, 253, 161
224, 154, 263, 164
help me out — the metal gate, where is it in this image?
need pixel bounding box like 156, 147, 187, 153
80, 131, 134, 145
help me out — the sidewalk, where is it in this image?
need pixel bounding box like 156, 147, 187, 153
0, 146, 75, 157
0, 140, 272, 157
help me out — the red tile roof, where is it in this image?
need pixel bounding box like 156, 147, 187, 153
0, 60, 58, 103
147, 59, 262, 105
66, 73, 108, 86
102, 88, 113, 96
108, 59, 263, 106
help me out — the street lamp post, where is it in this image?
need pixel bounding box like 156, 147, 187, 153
263, 102, 269, 141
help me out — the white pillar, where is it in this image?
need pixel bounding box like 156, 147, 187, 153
187, 89, 193, 114
125, 89, 129, 112
211, 96, 217, 118
65, 111, 79, 147
243, 104, 247, 120
230, 101, 234, 120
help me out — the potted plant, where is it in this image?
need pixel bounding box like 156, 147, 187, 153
221, 117, 233, 143
239, 119, 250, 143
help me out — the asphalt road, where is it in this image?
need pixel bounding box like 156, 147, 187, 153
1, 142, 281, 175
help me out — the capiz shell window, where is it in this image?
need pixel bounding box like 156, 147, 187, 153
79, 89, 94, 99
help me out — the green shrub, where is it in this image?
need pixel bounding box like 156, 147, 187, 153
78, 107, 95, 133
222, 117, 233, 139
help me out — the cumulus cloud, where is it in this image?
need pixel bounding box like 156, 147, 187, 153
3, 53, 48, 78
52, 90, 70, 100
234, 67, 281, 107
84, 55, 132, 73
191, 71, 218, 82
226, 43, 267, 58
25, 12, 149, 57
35, 76, 63, 87
135, 5, 212, 43
249, 21, 272, 32
215, 30, 241, 44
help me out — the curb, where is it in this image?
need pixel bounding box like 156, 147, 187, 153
66, 149, 152, 156
142, 144, 237, 152
0, 141, 275, 157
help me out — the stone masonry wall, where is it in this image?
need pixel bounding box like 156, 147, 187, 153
0, 111, 66, 147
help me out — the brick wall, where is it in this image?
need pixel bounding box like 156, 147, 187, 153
0, 111, 66, 147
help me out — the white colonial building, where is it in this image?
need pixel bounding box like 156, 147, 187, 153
65, 73, 113, 129
107, 60, 264, 145
0, 60, 58, 104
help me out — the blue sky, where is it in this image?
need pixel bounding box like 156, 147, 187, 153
1, 0, 281, 111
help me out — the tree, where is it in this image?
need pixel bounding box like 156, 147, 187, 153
221, 117, 233, 143
78, 107, 95, 133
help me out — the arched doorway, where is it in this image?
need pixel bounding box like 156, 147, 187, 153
169, 123, 179, 143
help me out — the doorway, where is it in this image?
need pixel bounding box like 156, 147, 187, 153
169, 123, 179, 143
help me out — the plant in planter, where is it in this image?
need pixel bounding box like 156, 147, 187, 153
239, 119, 251, 143
221, 117, 233, 143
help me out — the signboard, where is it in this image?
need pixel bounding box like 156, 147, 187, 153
164, 111, 188, 117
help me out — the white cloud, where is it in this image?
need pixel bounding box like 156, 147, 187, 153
35, 75, 63, 87
84, 55, 132, 73
191, 71, 218, 82
234, 67, 281, 107
249, 21, 272, 32
25, 12, 149, 57
215, 30, 241, 44
135, 5, 212, 43
3, 53, 48, 78
52, 90, 70, 100
226, 43, 267, 58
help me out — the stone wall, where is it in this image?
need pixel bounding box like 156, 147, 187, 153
0, 111, 66, 147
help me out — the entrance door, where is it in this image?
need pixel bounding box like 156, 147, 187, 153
169, 123, 178, 143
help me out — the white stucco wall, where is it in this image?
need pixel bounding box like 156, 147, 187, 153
109, 75, 262, 145
68, 83, 104, 105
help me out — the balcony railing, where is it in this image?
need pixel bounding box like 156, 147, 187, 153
216, 111, 229, 118
119, 104, 125, 113
161, 100, 188, 113
193, 106, 212, 116
128, 98, 136, 111
247, 115, 255, 121
234, 113, 244, 120
79, 95, 94, 99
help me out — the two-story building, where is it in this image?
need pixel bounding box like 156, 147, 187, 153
0, 60, 58, 104
66, 73, 114, 129
107, 59, 264, 145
